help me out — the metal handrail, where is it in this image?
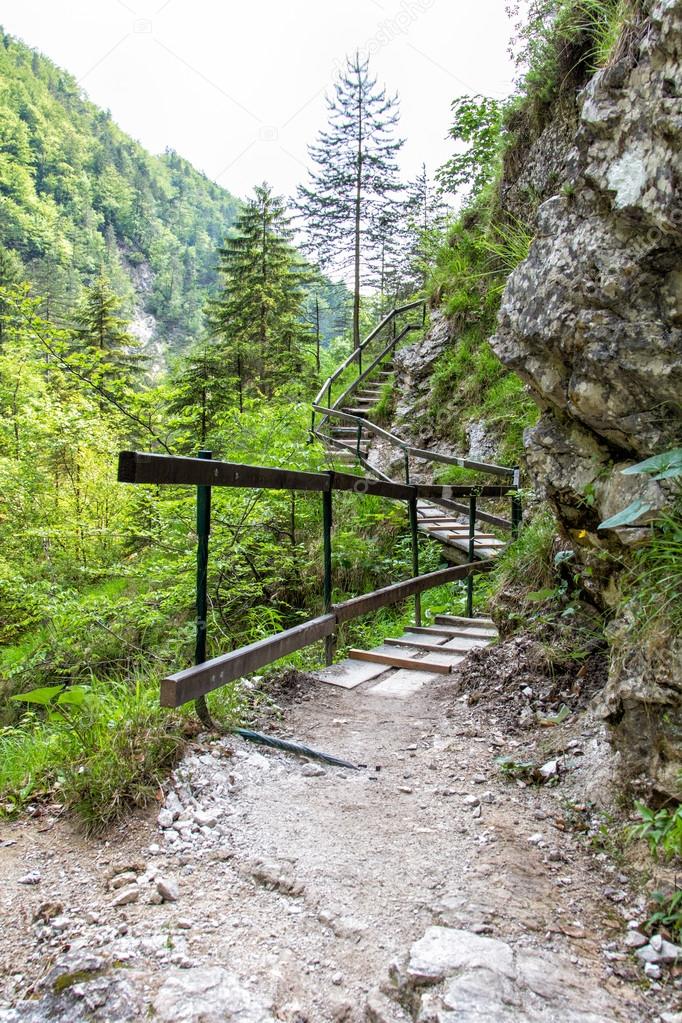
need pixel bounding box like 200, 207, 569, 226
313, 299, 426, 407
313, 405, 515, 479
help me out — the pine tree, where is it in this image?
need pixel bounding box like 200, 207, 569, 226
401, 164, 450, 289
206, 183, 312, 407
296, 52, 403, 350
72, 273, 145, 391
168, 341, 232, 444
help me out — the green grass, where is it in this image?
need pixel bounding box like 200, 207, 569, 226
625, 502, 682, 638
492, 507, 558, 594
0, 669, 250, 834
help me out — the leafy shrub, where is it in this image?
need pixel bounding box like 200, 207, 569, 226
629, 802, 682, 860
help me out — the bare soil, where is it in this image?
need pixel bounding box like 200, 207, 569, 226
0, 655, 675, 1021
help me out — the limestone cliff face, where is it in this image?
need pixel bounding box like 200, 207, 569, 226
491, 0, 682, 795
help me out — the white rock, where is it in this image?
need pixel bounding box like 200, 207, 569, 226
539, 759, 559, 779
624, 930, 648, 949
194, 809, 219, 828
17, 871, 41, 885
111, 885, 140, 908
406, 926, 515, 985
301, 763, 326, 778
158, 809, 175, 829
157, 877, 180, 903
644, 961, 661, 980
153, 966, 274, 1022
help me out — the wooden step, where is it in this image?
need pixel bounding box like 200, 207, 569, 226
383, 637, 485, 654
347, 649, 452, 674
408, 625, 495, 639
435, 614, 495, 627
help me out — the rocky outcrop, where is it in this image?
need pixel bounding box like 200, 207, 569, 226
491, 0, 682, 795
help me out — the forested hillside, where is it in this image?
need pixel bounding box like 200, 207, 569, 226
0, 30, 248, 355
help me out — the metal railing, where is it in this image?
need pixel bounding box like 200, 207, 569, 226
118, 450, 517, 709
311, 302, 521, 537
311, 299, 426, 438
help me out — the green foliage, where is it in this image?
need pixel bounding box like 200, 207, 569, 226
624, 502, 682, 637
297, 51, 403, 348
0, 32, 240, 348
629, 802, 682, 860
206, 183, 314, 407
493, 508, 558, 594
436, 96, 505, 200
0, 674, 188, 832
370, 381, 396, 426
507, 0, 639, 127
647, 889, 682, 942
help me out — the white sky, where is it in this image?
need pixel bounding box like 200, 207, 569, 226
1, 0, 519, 200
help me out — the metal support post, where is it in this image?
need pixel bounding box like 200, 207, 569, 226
322, 486, 334, 666
466, 494, 477, 619
511, 470, 523, 539
195, 449, 213, 727
409, 493, 421, 626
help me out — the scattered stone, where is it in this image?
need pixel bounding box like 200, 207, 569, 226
301, 763, 326, 778
365, 987, 412, 1023
110, 871, 138, 891
645, 962, 662, 980
246, 859, 304, 897
194, 809, 218, 828
528, 833, 544, 846
462, 795, 479, 808
398, 786, 413, 795
539, 759, 559, 780
156, 877, 180, 903
472, 774, 486, 784
111, 885, 140, 908
176, 918, 192, 929
604, 886, 627, 903
479, 790, 495, 803
17, 871, 41, 886
158, 809, 175, 829
331, 999, 353, 1022
212, 848, 234, 862
406, 926, 515, 985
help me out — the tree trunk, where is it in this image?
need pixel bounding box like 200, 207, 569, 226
353, 85, 363, 352
315, 296, 320, 372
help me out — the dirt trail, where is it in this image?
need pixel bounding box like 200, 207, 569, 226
0, 671, 669, 1022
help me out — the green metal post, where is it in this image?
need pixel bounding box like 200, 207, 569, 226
511, 468, 522, 539
358, 347, 362, 377
195, 449, 212, 727
356, 421, 363, 458
409, 493, 421, 626
323, 485, 333, 666
466, 494, 476, 619
403, 450, 410, 485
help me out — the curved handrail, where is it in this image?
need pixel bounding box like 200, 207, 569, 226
313, 405, 514, 479
313, 299, 426, 406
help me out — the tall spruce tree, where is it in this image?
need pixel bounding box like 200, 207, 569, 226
169, 341, 232, 444
72, 273, 145, 391
296, 52, 403, 350
207, 183, 312, 408
401, 164, 450, 289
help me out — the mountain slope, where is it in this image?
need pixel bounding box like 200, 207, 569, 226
0, 28, 240, 354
